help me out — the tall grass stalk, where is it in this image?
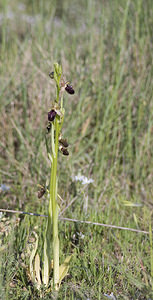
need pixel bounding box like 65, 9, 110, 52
149, 222, 153, 290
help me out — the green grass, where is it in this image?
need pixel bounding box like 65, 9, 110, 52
0, 0, 153, 299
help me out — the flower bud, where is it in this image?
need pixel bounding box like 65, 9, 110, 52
46, 122, 51, 133
54, 63, 62, 76
48, 109, 57, 122
49, 71, 54, 79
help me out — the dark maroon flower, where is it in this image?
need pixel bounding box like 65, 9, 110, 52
62, 148, 69, 156
38, 187, 45, 198
48, 109, 57, 122
65, 83, 75, 95
59, 136, 69, 148
59, 146, 69, 156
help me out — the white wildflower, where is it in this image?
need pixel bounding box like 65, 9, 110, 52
73, 174, 94, 185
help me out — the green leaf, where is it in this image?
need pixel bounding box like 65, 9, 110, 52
43, 237, 49, 286
34, 253, 41, 289
123, 200, 142, 207
59, 255, 72, 285
29, 232, 39, 282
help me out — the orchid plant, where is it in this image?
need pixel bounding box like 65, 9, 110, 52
29, 63, 75, 292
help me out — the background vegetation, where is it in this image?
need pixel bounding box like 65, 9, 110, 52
0, 0, 153, 299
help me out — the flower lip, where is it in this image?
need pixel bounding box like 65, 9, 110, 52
59, 136, 69, 148
48, 109, 57, 122
65, 83, 75, 95
59, 145, 69, 156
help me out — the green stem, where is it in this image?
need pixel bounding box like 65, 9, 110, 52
44, 120, 60, 288
44, 63, 63, 289
52, 118, 60, 289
